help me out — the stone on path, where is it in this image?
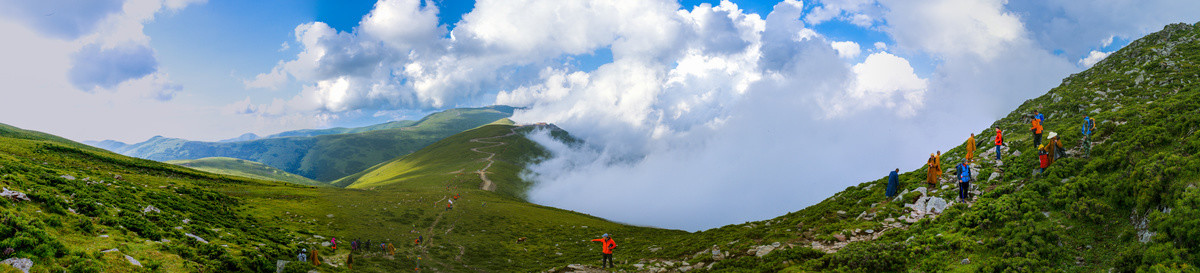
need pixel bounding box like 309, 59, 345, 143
1, 258, 32, 273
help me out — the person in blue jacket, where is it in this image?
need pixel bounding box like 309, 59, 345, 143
1034, 110, 1045, 123
956, 161, 971, 202
1081, 115, 1096, 157
886, 168, 900, 198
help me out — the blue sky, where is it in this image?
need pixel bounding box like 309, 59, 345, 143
2, 0, 1198, 230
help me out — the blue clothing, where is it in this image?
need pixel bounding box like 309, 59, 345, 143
1081, 117, 1094, 136
957, 164, 971, 183
886, 170, 899, 197
1034, 113, 1045, 123
995, 145, 1002, 160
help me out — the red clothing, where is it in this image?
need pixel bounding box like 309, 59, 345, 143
1039, 153, 1050, 168
591, 238, 617, 254
994, 130, 1003, 145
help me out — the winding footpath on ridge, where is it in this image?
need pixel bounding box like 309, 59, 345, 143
468, 127, 520, 191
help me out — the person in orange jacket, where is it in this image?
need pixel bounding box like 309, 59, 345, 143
1031, 117, 1043, 150
965, 133, 976, 164
591, 234, 618, 268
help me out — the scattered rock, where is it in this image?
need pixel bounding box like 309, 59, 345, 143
101, 248, 119, 253
185, 233, 209, 244
865, 229, 874, 234
961, 258, 971, 265
0, 188, 30, 201
326, 214, 334, 218
143, 205, 161, 214
988, 172, 1001, 181
275, 260, 290, 273
833, 234, 847, 242
1, 258, 32, 273
125, 255, 142, 267
836, 210, 846, 215
60, 175, 76, 181
1012, 150, 1022, 157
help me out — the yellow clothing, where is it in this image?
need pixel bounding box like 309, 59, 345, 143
965, 135, 976, 163
926, 154, 938, 184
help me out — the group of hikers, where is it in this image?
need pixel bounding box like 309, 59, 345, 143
885, 110, 1100, 203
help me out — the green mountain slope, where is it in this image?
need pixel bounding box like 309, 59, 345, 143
264, 120, 418, 139
592, 22, 1200, 273
112, 106, 516, 182
0, 128, 316, 272
166, 157, 326, 187
332, 123, 565, 199
0, 121, 685, 273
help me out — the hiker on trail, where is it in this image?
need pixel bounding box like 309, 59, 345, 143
886, 168, 900, 198
995, 127, 1005, 161
956, 161, 971, 202
1031, 116, 1044, 150
926, 154, 938, 185
415, 235, 422, 245
1038, 144, 1050, 174
1034, 110, 1045, 123
591, 234, 618, 269
298, 249, 307, 262
447, 200, 454, 211
935, 151, 943, 176
352, 240, 358, 251
388, 243, 395, 255
1048, 133, 1066, 161
1081, 115, 1096, 157
347, 252, 354, 269
311, 249, 321, 266
331, 237, 337, 250
380, 243, 386, 252
966, 133, 977, 164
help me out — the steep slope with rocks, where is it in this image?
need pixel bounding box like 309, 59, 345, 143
543, 22, 1200, 273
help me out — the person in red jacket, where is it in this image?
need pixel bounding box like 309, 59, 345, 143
591, 234, 618, 268
994, 127, 1004, 161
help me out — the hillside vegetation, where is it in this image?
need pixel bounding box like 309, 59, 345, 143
98, 106, 515, 182
583, 22, 1200, 273
0, 125, 314, 272
166, 157, 326, 187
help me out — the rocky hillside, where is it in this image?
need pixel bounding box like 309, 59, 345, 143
541, 22, 1200, 273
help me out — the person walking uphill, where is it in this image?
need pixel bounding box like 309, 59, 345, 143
966, 133, 977, 164
886, 168, 900, 198
1081, 114, 1096, 157
956, 161, 971, 202
994, 127, 1004, 161
926, 154, 938, 185
1031, 116, 1044, 150
591, 234, 618, 268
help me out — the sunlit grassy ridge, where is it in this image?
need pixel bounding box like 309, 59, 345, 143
166, 157, 326, 187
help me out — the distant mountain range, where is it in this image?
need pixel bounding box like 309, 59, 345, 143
83, 105, 516, 182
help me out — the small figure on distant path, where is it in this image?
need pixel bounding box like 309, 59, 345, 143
1031, 116, 1044, 150
298, 249, 307, 262
966, 133, 977, 164
886, 168, 900, 198
1081, 115, 1096, 157
994, 127, 1005, 161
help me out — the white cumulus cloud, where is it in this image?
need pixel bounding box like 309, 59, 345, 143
1078, 50, 1111, 67
830, 40, 861, 58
